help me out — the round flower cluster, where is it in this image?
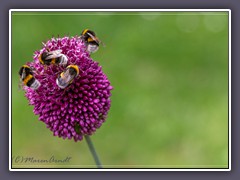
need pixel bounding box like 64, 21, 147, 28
23, 36, 113, 141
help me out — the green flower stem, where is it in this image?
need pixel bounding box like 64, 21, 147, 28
84, 135, 102, 168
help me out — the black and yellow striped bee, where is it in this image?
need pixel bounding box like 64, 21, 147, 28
81, 29, 103, 53
18, 65, 41, 90
39, 49, 68, 66
56, 65, 80, 89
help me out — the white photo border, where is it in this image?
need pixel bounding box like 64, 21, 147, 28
9, 9, 231, 171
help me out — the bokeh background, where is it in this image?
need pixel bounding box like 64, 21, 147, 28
11, 11, 229, 168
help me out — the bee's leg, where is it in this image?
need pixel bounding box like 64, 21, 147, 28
63, 84, 72, 94
18, 81, 23, 91
63, 87, 68, 94
18, 77, 26, 91
101, 41, 106, 47
44, 65, 48, 71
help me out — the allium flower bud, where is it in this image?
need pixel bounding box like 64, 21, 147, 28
23, 36, 113, 141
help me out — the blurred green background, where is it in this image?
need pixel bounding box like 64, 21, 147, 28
11, 11, 229, 168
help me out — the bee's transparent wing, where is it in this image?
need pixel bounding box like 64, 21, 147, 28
45, 50, 63, 60
21, 69, 26, 80
87, 32, 99, 42
87, 32, 105, 47
61, 69, 74, 83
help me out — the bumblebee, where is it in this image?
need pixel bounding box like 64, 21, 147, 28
39, 49, 68, 65
56, 65, 80, 89
81, 29, 103, 53
18, 65, 41, 90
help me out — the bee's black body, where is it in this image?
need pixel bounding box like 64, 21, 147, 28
18, 65, 33, 80
81, 29, 100, 45
18, 65, 41, 90
39, 52, 61, 65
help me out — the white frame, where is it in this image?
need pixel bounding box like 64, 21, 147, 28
9, 9, 231, 171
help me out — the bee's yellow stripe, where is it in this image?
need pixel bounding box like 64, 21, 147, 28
82, 29, 88, 35
23, 65, 30, 68
60, 72, 64, 78
23, 75, 33, 85
88, 37, 94, 42
68, 65, 79, 75
52, 58, 56, 64
39, 55, 44, 64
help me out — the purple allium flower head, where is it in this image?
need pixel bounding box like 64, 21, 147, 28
24, 36, 113, 141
